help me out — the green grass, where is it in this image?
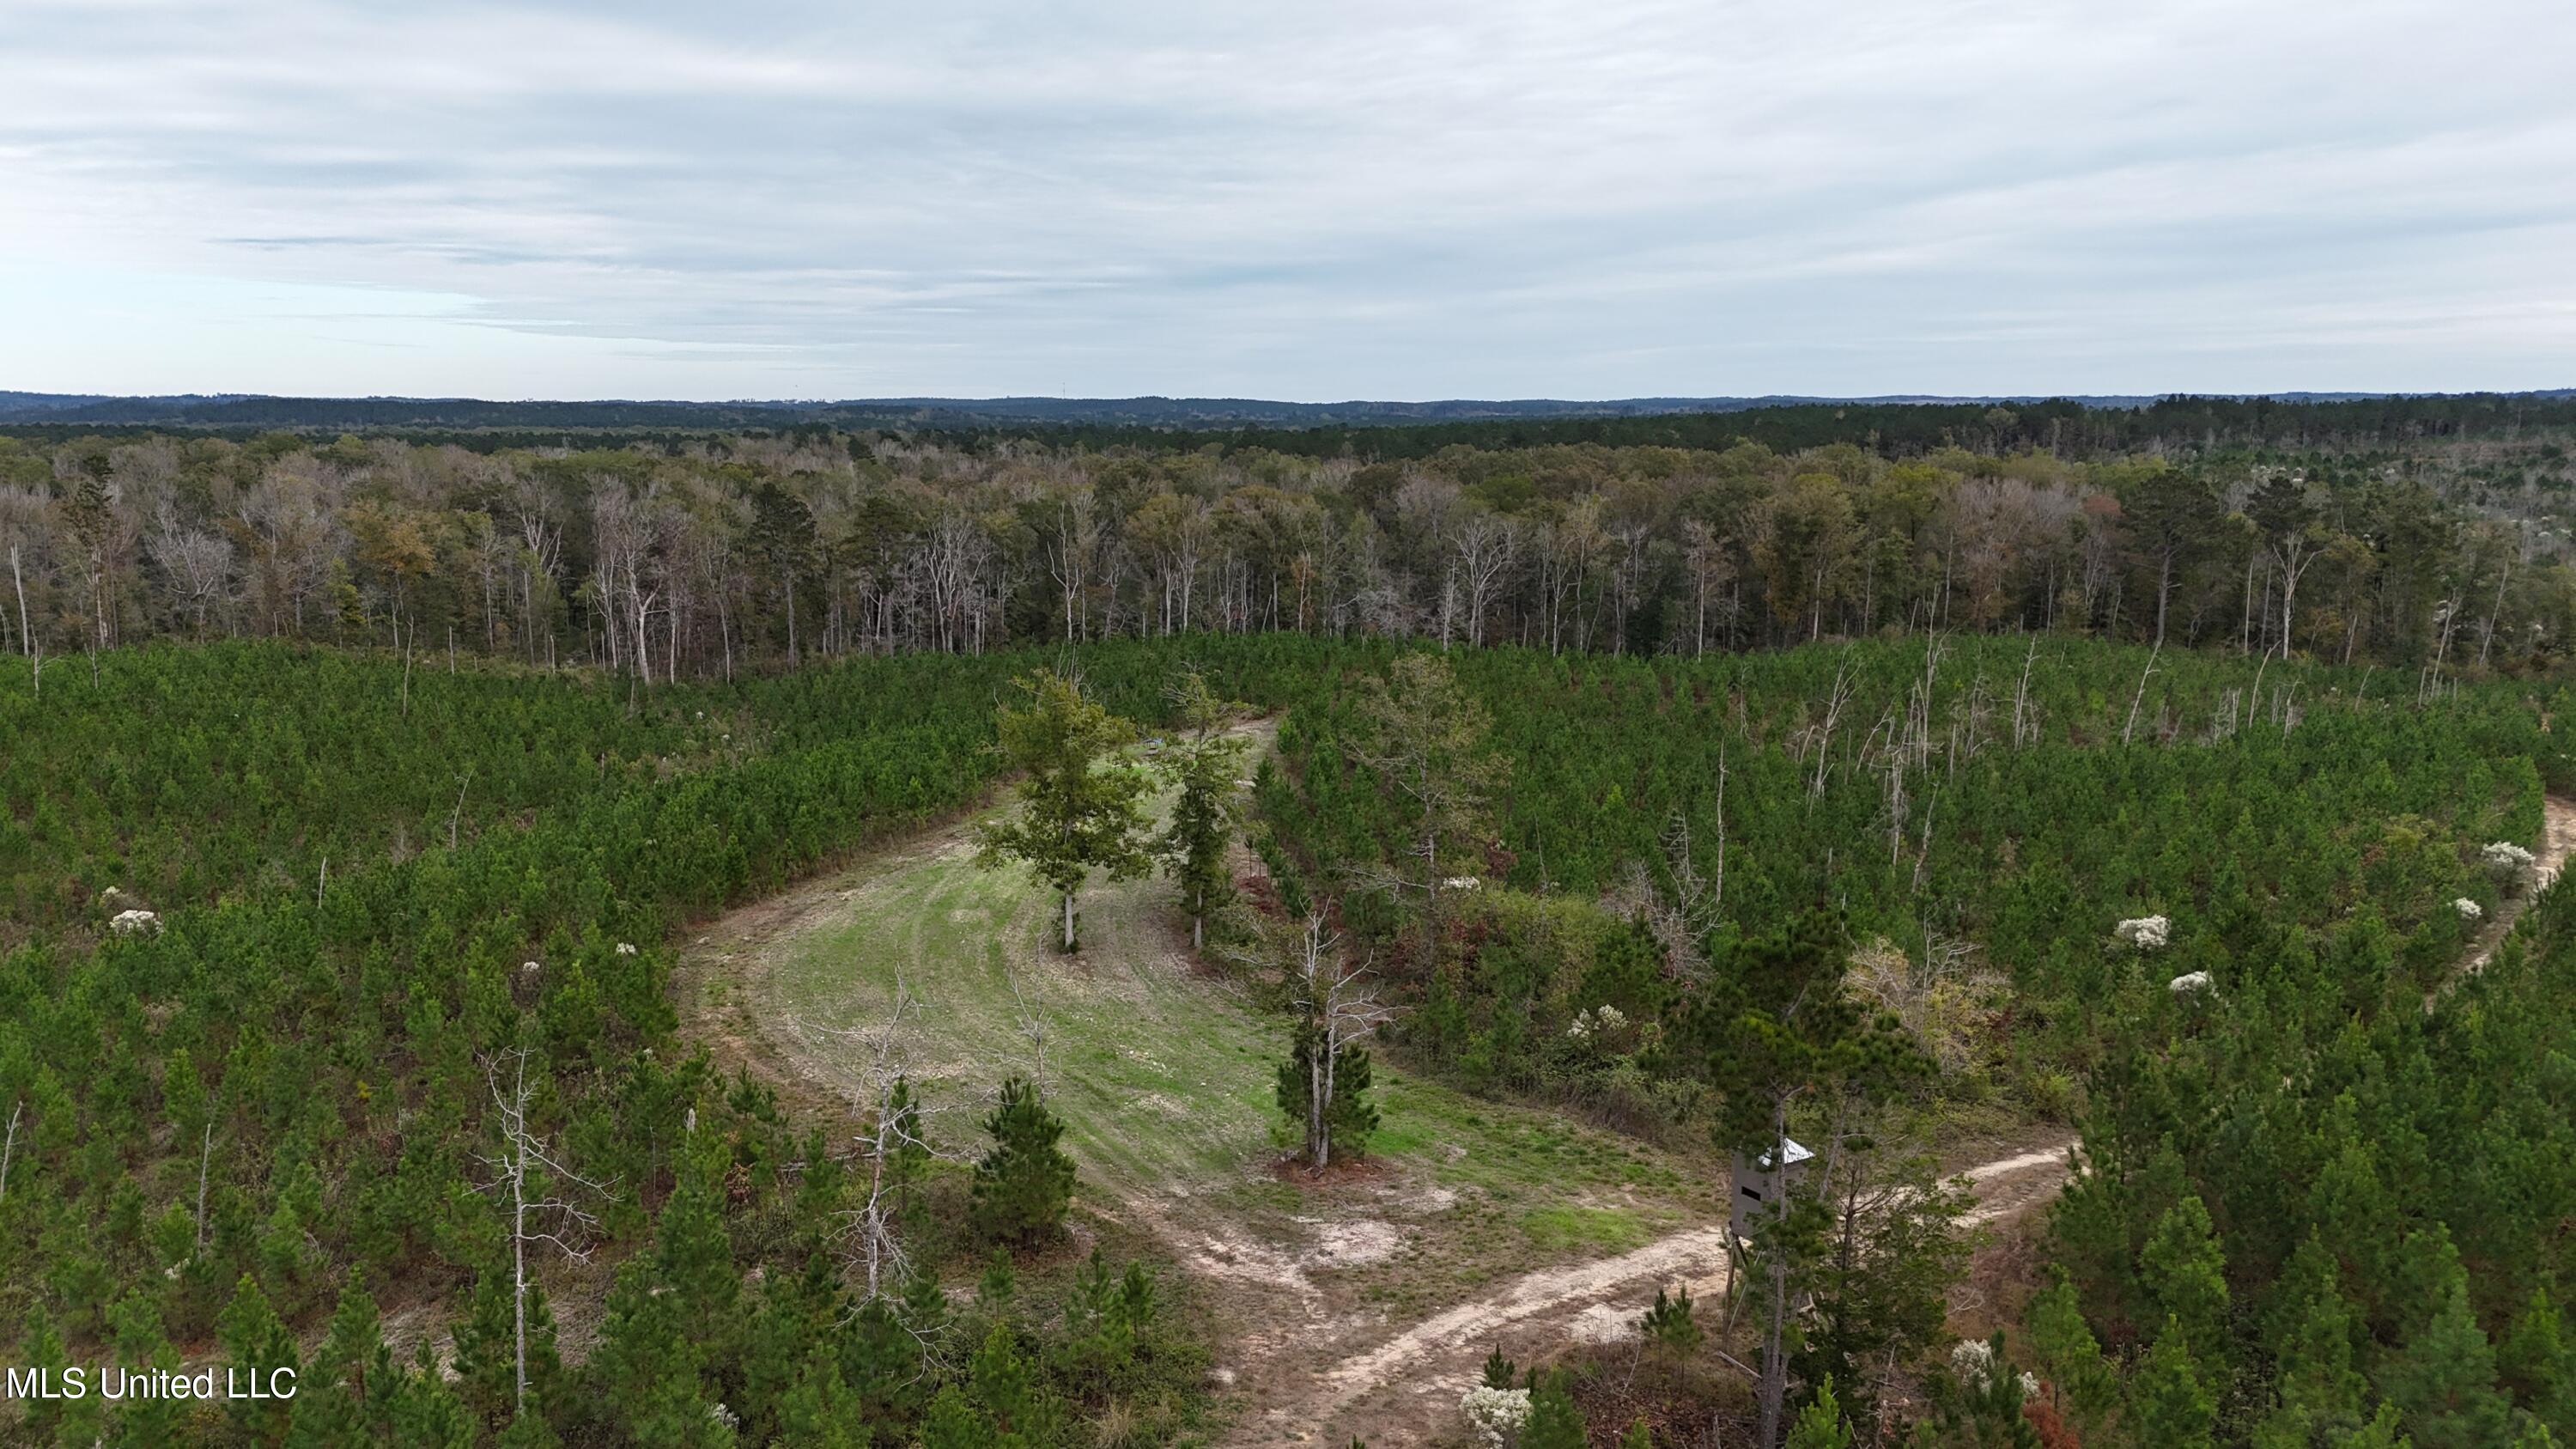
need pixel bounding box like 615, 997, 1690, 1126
769, 836, 1285, 1193
735, 754, 1723, 1331
1520, 1205, 1653, 1254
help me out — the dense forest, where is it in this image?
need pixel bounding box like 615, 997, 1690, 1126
2, 389, 2572, 443
1254, 639, 2575, 1442
0, 636, 1346, 1446
9, 408, 2576, 1446
0, 406, 2571, 692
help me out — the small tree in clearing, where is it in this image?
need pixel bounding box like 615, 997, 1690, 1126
976, 669, 1153, 952
971, 1075, 1076, 1248
1639, 1284, 1702, 1358
1155, 666, 1250, 952
1274, 910, 1390, 1170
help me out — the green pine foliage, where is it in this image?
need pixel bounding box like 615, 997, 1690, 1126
975, 668, 1155, 952
971, 1076, 1078, 1248
1154, 666, 1251, 952
1785, 1376, 1854, 1449
1273, 1021, 1381, 1166
1522, 1369, 1589, 1449
1638, 1284, 1702, 1355
15, 588, 2576, 1446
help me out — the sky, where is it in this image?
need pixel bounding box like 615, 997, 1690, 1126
3, 0, 2573, 403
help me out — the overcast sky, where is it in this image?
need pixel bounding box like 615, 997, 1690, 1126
3, 0, 2572, 402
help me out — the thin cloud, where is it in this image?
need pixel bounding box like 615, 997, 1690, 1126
1, 0, 2572, 398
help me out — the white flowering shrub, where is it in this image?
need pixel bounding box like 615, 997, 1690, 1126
109, 909, 161, 936
1442, 875, 1483, 892
2485, 841, 2538, 877
1946, 1338, 2041, 1398
617, 941, 639, 955
2168, 971, 2215, 995
2115, 915, 2171, 950
1566, 1004, 1630, 1043
2454, 898, 2484, 921
1460, 1385, 1532, 1446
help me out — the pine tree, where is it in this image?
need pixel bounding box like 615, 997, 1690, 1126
655, 1145, 743, 1362
1928, 1332, 2041, 1448
377, 1347, 481, 1449
1674, 910, 1930, 1446
496, 1406, 566, 1449
2133, 1318, 2217, 1449
967, 1320, 1050, 1445
287, 1271, 391, 1448
2502, 1287, 2576, 1439
586, 1248, 730, 1448
980, 1246, 1019, 1318
107, 1290, 185, 1449
2258, 1229, 2367, 1442
453, 1262, 520, 1428
971, 1075, 1076, 1247
2386, 1269, 2514, 1449
975, 670, 1153, 952
1155, 666, 1249, 951
1346, 653, 1507, 937
21, 1306, 69, 1443
919, 1385, 984, 1449
1638, 1284, 1702, 1356
1522, 1369, 1588, 1449
2023, 1273, 2115, 1432
1109, 1260, 1158, 1364
218, 1273, 301, 1442
1785, 1376, 1854, 1449
775, 1349, 870, 1449
1275, 1014, 1382, 1166
2142, 1193, 2231, 1373
847, 1292, 929, 1424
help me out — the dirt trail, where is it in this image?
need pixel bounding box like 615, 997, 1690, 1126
1237, 1136, 2077, 1446
2456, 794, 2576, 977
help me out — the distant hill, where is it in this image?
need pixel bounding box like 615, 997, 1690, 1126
4, 388, 2565, 433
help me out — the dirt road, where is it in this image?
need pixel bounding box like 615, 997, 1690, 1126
1232, 1135, 2077, 1446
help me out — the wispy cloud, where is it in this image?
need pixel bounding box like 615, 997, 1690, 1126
2, 0, 2572, 399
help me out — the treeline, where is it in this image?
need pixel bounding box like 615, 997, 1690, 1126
6, 391, 2574, 453
0, 418, 2570, 694
933, 391, 2576, 462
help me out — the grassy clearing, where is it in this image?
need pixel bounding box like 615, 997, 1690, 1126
689, 743, 1725, 1417
756, 824, 1716, 1239
764, 833, 1284, 1193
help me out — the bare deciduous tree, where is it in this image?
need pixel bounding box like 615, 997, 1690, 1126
794, 982, 966, 1300
148, 502, 234, 635
1453, 511, 1518, 648
1281, 910, 1393, 1170
477, 1045, 610, 1414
